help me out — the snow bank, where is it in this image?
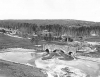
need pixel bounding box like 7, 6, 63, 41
0, 51, 34, 64
86, 41, 100, 45
2, 48, 35, 52
5, 34, 23, 38
35, 56, 100, 77
0, 48, 100, 77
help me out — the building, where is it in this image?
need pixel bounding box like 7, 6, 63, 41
40, 30, 54, 37
61, 34, 74, 42
90, 30, 99, 36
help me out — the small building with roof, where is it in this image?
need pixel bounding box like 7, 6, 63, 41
61, 34, 74, 42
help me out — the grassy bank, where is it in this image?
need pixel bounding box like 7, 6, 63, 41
0, 33, 43, 50
0, 59, 46, 77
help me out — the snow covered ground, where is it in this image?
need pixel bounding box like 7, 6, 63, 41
2, 48, 35, 52
5, 34, 23, 38
0, 48, 100, 77
35, 57, 100, 77
0, 51, 34, 64
86, 41, 100, 45
0, 48, 37, 66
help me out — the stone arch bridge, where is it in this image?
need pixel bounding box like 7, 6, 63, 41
43, 44, 78, 55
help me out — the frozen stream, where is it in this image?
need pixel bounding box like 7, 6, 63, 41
0, 48, 100, 77
0, 48, 38, 65
0, 51, 33, 64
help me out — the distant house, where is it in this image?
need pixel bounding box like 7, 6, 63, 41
10, 30, 17, 35
16, 30, 23, 35
90, 31, 99, 36
61, 34, 74, 42
40, 30, 54, 37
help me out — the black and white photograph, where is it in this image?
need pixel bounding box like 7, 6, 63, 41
0, 0, 100, 77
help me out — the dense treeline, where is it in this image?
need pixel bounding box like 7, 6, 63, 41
0, 20, 100, 37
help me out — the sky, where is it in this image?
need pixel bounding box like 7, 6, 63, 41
0, 0, 100, 22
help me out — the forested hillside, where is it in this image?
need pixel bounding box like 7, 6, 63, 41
0, 19, 100, 37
